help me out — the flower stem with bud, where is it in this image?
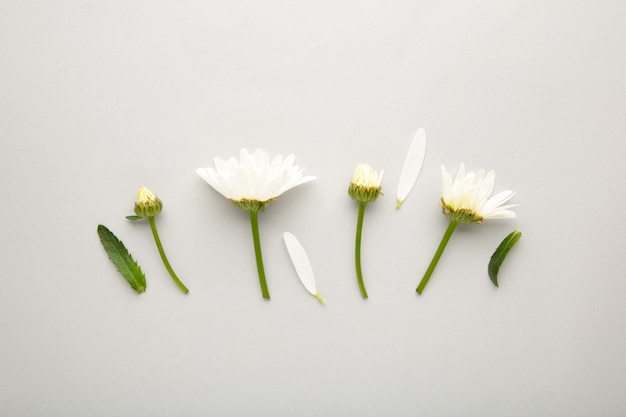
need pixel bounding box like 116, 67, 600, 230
348, 163, 383, 299
128, 186, 189, 294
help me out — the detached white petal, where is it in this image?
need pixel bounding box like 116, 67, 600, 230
396, 128, 427, 208
282, 232, 325, 304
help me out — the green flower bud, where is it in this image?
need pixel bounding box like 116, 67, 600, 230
134, 186, 162, 218
348, 163, 383, 203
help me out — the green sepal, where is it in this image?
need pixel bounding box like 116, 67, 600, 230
488, 230, 522, 287
230, 198, 269, 211
126, 215, 143, 221
97, 224, 147, 293
348, 183, 382, 203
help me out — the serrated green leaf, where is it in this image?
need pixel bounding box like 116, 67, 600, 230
125, 215, 142, 221
97, 224, 146, 293
488, 230, 522, 287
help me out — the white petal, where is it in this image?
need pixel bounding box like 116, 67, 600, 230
282, 154, 296, 170
283, 232, 325, 303
196, 167, 229, 199
277, 175, 316, 197
483, 190, 515, 212
441, 165, 452, 202
255, 149, 270, 174
213, 157, 231, 177
450, 174, 466, 208
475, 171, 495, 205
483, 208, 517, 219
268, 153, 283, 179
240, 148, 252, 168
396, 128, 427, 208
455, 162, 466, 183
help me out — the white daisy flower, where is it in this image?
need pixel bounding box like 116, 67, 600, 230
417, 163, 517, 295
441, 163, 517, 223
196, 149, 315, 299
196, 148, 315, 208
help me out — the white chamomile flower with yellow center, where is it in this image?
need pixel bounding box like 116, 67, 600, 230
416, 163, 517, 294
348, 163, 383, 298
197, 148, 315, 299
440, 163, 516, 223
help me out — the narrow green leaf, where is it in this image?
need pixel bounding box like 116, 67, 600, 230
125, 215, 142, 221
97, 224, 146, 293
488, 230, 522, 287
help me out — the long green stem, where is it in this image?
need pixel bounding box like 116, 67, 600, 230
416, 220, 459, 295
148, 216, 189, 294
355, 201, 368, 298
249, 209, 270, 299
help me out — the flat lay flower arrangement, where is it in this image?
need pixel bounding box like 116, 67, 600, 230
98, 129, 521, 301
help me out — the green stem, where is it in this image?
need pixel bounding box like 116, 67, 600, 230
416, 220, 459, 295
355, 201, 368, 298
148, 216, 189, 293
249, 209, 270, 299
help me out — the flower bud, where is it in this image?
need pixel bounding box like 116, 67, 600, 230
348, 163, 383, 203
134, 186, 162, 218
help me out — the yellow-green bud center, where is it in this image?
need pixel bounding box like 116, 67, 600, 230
349, 183, 382, 203
349, 163, 383, 203
134, 186, 162, 218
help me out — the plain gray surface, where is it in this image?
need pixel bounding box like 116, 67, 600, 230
2, 1, 625, 416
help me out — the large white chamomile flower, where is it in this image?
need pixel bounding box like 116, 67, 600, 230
196, 148, 315, 207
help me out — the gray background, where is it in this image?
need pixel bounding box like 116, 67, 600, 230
1, 1, 625, 416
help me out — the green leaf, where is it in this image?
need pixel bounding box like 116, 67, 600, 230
488, 230, 522, 287
125, 215, 142, 221
97, 224, 146, 293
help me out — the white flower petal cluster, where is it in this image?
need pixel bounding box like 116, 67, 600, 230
196, 149, 315, 203
441, 163, 516, 223
351, 163, 383, 188
348, 163, 383, 204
